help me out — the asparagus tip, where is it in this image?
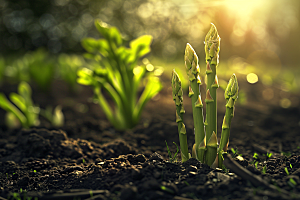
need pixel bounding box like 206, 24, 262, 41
225, 74, 239, 100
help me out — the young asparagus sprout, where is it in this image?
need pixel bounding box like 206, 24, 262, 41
171, 70, 189, 162
184, 44, 206, 163
218, 74, 239, 168
205, 23, 220, 166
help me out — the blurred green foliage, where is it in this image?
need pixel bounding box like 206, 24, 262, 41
26, 49, 55, 91
58, 54, 85, 91
0, 82, 40, 128
0, 58, 5, 83
0, 81, 64, 128
39, 105, 64, 127
1, 0, 299, 67
78, 20, 162, 130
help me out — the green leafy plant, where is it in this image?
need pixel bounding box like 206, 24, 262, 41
0, 82, 64, 128
77, 20, 163, 130
0, 82, 40, 128
171, 24, 239, 168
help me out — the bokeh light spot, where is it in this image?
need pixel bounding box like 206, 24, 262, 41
146, 64, 154, 72
154, 67, 163, 76
280, 98, 291, 108
246, 73, 258, 84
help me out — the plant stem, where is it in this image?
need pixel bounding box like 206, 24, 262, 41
171, 70, 189, 162
184, 44, 205, 163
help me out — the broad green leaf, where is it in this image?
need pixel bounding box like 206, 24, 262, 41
94, 68, 108, 77
129, 35, 153, 62
82, 38, 110, 56
95, 20, 111, 40
9, 93, 26, 113
109, 27, 123, 47
0, 93, 27, 126
133, 66, 146, 92
81, 38, 99, 53
83, 53, 96, 60
77, 68, 94, 86
133, 77, 162, 123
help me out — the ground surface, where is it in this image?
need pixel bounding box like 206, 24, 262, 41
1, 77, 300, 200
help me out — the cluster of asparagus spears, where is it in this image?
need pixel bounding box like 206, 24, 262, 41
171, 24, 239, 168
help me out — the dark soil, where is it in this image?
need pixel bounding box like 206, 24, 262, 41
1, 77, 300, 200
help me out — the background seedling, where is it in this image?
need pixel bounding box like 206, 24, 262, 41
39, 105, 64, 127
0, 82, 64, 128
78, 20, 163, 130
0, 82, 39, 128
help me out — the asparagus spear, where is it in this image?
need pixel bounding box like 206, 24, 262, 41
218, 74, 239, 168
205, 23, 221, 166
184, 43, 206, 163
171, 70, 189, 162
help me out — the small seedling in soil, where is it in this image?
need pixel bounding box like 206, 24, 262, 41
253, 152, 259, 159
39, 105, 64, 127
171, 24, 239, 168
78, 20, 163, 130
285, 167, 289, 175
165, 141, 179, 163
231, 147, 242, 157
0, 81, 40, 128
0, 82, 64, 128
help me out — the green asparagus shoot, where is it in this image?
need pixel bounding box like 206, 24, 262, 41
184, 44, 205, 163
172, 24, 239, 168
171, 70, 190, 162
78, 20, 162, 130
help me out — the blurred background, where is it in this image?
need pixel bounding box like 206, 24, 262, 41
0, 0, 300, 108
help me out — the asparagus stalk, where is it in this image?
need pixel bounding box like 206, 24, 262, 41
171, 70, 189, 162
204, 23, 220, 166
218, 74, 238, 168
184, 44, 206, 163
